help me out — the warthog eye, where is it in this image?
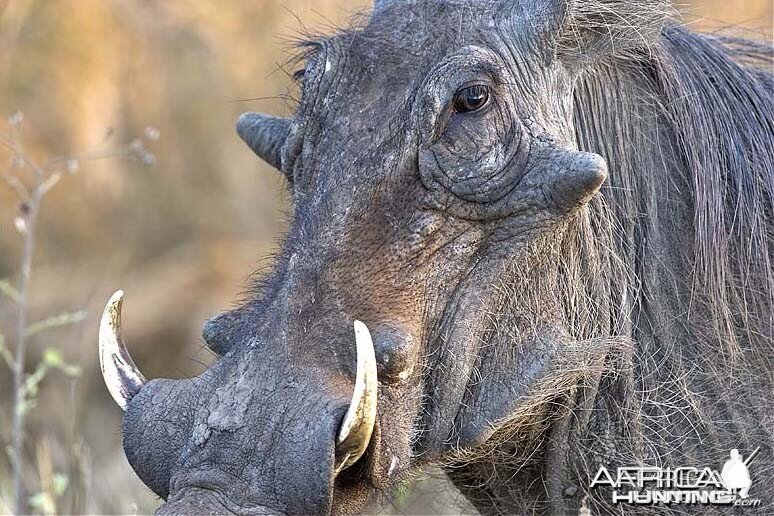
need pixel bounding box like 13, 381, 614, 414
453, 84, 490, 113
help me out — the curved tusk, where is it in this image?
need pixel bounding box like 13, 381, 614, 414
334, 320, 379, 475
99, 290, 147, 410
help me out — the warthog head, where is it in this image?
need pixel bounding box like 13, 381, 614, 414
101, 0, 672, 513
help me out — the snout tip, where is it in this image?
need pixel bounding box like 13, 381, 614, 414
157, 492, 285, 516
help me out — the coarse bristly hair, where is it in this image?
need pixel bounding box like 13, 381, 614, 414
445, 3, 772, 515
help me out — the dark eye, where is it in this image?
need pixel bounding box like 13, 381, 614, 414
453, 84, 490, 113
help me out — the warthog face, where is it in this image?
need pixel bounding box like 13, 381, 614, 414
99, 0, 645, 513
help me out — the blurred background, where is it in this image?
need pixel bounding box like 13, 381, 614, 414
0, 1, 770, 514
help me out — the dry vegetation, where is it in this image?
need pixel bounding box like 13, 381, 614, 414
0, 1, 770, 514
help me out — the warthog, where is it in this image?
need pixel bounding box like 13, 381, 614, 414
98, 0, 773, 514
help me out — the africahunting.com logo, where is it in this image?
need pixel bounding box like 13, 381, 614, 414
590, 448, 762, 508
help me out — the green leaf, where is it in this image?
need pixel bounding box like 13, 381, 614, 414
0, 278, 20, 303
42, 348, 82, 377
52, 473, 69, 496
28, 492, 55, 515
42, 348, 64, 367
25, 310, 87, 337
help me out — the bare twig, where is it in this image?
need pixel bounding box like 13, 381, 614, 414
1, 168, 30, 203
25, 311, 88, 338
0, 278, 21, 303
5, 185, 39, 513
0, 114, 157, 514
11, 183, 39, 515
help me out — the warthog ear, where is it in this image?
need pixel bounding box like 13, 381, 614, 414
556, 0, 672, 65
237, 112, 291, 172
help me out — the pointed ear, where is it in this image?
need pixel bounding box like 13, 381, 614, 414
236, 112, 291, 172
556, 0, 671, 65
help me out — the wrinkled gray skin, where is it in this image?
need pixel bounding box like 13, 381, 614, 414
122, 0, 774, 514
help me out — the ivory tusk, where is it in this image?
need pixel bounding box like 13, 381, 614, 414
334, 320, 378, 475
99, 290, 147, 410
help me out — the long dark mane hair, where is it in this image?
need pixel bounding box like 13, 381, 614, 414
566, 21, 774, 516
448, 11, 773, 515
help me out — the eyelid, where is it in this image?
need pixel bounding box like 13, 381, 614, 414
456, 72, 497, 91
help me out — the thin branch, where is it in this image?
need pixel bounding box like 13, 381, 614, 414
0, 132, 16, 150
25, 310, 88, 338
1, 171, 31, 202
11, 187, 38, 515
0, 278, 21, 303
0, 133, 45, 177
1, 115, 154, 514
42, 148, 132, 171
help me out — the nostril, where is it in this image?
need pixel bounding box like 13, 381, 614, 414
372, 325, 416, 384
